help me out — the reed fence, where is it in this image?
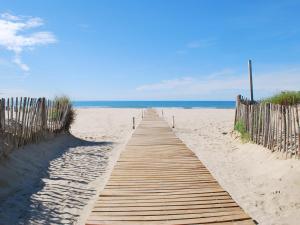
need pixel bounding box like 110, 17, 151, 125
0, 97, 71, 158
234, 95, 300, 158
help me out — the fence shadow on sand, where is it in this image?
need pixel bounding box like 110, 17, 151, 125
0, 134, 115, 225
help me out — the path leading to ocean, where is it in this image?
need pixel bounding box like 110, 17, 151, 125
86, 109, 255, 225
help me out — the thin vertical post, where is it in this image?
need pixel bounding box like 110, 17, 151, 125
234, 95, 241, 126
248, 59, 254, 103
172, 116, 175, 128
41, 97, 47, 130
0, 99, 3, 131
133, 117, 135, 129
162, 109, 164, 117
142, 109, 144, 118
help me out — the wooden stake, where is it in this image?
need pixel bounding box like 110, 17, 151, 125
172, 116, 175, 128
248, 59, 254, 103
234, 95, 241, 126
133, 117, 135, 129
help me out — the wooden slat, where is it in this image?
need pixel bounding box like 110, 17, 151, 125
86, 109, 255, 225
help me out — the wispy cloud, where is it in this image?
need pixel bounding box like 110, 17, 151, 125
0, 12, 56, 72
136, 67, 300, 100
186, 39, 215, 49
78, 23, 91, 32
176, 38, 216, 55
137, 77, 193, 91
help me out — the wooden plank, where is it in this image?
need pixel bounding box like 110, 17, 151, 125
86, 214, 252, 225
90, 206, 242, 216
87, 211, 249, 221
91, 202, 240, 212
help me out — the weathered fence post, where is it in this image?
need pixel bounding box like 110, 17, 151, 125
0, 99, 3, 131
234, 95, 241, 126
133, 117, 135, 129
295, 104, 300, 157
41, 97, 47, 131
248, 59, 254, 103
172, 116, 175, 128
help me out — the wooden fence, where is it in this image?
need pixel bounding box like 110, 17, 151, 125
0, 97, 71, 158
234, 95, 300, 158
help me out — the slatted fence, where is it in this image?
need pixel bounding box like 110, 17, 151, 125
234, 95, 300, 158
0, 97, 72, 158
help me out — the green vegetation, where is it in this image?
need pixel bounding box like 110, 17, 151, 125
263, 91, 300, 105
53, 95, 75, 131
234, 120, 250, 142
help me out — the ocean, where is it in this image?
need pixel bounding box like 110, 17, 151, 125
72, 101, 236, 109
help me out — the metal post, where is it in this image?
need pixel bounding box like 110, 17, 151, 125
172, 116, 175, 128
248, 59, 254, 103
133, 117, 135, 129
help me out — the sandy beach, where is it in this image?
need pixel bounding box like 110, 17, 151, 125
0, 108, 299, 225
1, 3, 299, 225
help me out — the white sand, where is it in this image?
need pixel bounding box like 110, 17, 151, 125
0, 108, 141, 225
162, 108, 300, 225
1, 108, 299, 225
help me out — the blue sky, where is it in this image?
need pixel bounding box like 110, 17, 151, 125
0, 0, 299, 100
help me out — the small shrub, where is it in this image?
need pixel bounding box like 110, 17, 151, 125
263, 91, 300, 105
53, 95, 75, 132
234, 120, 250, 142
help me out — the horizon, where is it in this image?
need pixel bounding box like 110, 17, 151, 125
72, 100, 235, 101
1, 0, 300, 100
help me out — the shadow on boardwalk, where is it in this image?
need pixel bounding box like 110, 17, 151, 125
0, 134, 115, 225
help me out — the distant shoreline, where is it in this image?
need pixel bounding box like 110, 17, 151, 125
72, 100, 236, 109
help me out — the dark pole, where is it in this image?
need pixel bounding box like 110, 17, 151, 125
248, 59, 254, 103
172, 116, 175, 128
133, 117, 135, 129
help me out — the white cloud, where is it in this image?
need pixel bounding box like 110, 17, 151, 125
176, 39, 216, 55
0, 12, 56, 71
13, 54, 29, 71
136, 67, 300, 100
187, 39, 215, 49
1, 12, 21, 21
137, 77, 193, 91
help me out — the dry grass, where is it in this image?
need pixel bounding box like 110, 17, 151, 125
53, 95, 76, 132
263, 91, 300, 105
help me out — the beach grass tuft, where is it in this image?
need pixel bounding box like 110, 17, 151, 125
53, 95, 76, 131
234, 120, 250, 142
262, 91, 300, 105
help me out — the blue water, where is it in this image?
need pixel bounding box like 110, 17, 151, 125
72, 101, 235, 109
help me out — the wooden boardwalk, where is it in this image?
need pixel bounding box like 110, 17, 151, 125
86, 110, 255, 225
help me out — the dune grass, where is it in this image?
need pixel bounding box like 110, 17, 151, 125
263, 91, 300, 105
234, 120, 250, 142
53, 95, 75, 131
